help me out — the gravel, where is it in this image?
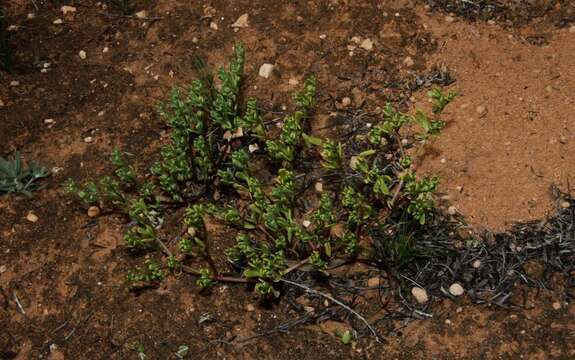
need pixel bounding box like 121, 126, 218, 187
411, 287, 429, 304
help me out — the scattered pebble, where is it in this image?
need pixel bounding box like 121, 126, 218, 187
456, 307, 463, 313
304, 306, 315, 313
569, 25, 575, 33
552, 301, 561, 310
302, 220, 311, 228
209, 21, 219, 30
288, 78, 299, 86
10, 80, 20, 87
440, 158, 447, 164
44, 118, 55, 125
87, 206, 100, 218
83, 136, 93, 143
0, 265, 6, 274
0, 99, 4, 107
258, 63, 275, 79
102, 46, 109, 54
487, 20, 496, 25
367, 277, 380, 288
403, 56, 415, 67
26, 212, 39, 223
231, 13, 249, 29
561, 201, 570, 209
53, 18, 64, 25
341, 97, 352, 107
78, 50, 87, 59
7, 25, 19, 32
472, 259, 481, 269
411, 287, 429, 304
319, 34, 327, 40
27, 13, 36, 19
401, 139, 409, 145
445, 319, 452, 325
187, 227, 197, 237
476, 105, 487, 117
559, 135, 567, 144
447, 206, 457, 216
449, 283, 465, 297
445, 16, 455, 23
246, 304, 256, 312
134, 10, 148, 19
248, 143, 259, 153
314, 182, 323, 193
360, 38, 374, 51
61, 5, 77, 15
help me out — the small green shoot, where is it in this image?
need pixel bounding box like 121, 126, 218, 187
0, 152, 49, 196
427, 88, 457, 114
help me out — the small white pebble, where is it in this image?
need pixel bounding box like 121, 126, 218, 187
319, 34, 327, 40
472, 260, 481, 269
258, 63, 275, 79
53, 18, 64, 25
27, 13, 36, 19
440, 158, 447, 164
78, 50, 87, 59
341, 97, 352, 107
248, 143, 259, 153
26, 212, 39, 223
302, 220, 311, 228
83, 136, 93, 143
134, 10, 148, 19
449, 283, 465, 296
447, 206, 457, 215
10, 80, 20, 87
561, 201, 570, 209
60, 5, 77, 15
102, 46, 109, 54
403, 56, 415, 67
44, 118, 55, 124
315, 182, 323, 192
210, 22, 218, 30
360, 38, 374, 51
411, 287, 429, 304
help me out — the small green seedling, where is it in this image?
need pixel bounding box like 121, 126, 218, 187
175, 345, 189, 359
339, 330, 353, 345
0, 152, 49, 196
427, 88, 457, 114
